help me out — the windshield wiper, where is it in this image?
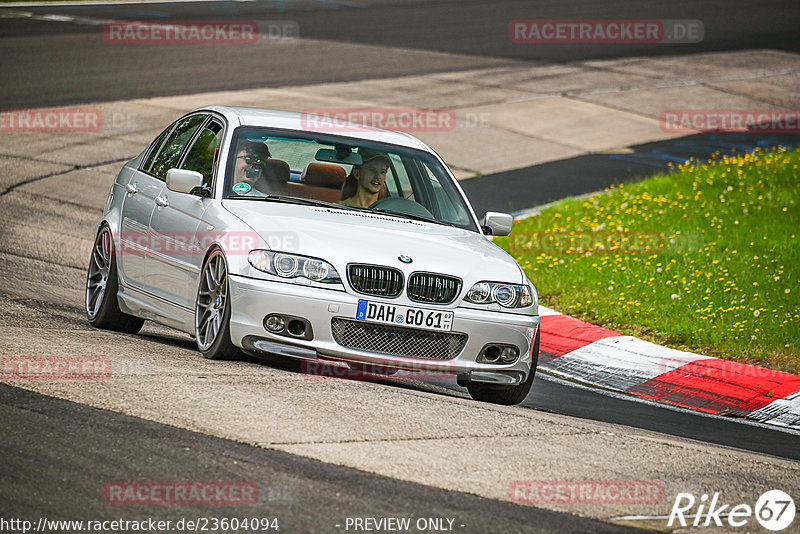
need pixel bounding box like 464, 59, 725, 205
227, 196, 459, 228
227, 195, 341, 209
370, 208, 457, 227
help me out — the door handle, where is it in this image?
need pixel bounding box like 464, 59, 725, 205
155, 196, 169, 207
126, 183, 138, 194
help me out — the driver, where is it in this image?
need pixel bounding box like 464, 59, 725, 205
338, 150, 391, 208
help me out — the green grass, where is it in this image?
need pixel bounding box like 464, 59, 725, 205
496, 147, 799, 373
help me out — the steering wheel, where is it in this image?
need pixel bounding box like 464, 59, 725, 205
369, 196, 435, 218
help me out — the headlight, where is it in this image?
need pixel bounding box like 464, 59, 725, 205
248, 250, 341, 284
274, 254, 299, 277
302, 258, 330, 281
467, 282, 491, 302
465, 281, 534, 309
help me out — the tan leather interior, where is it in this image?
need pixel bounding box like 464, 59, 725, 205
250, 160, 389, 205
299, 162, 347, 202
262, 158, 290, 182
251, 158, 291, 195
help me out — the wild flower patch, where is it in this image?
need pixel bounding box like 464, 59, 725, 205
499, 147, 799, 370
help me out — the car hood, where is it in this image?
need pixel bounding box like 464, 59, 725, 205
222, 200, 523, 284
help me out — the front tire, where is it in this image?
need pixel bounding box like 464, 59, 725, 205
85, 225, 144, 334
195, 249, 240, 360
467, 328, 539, 405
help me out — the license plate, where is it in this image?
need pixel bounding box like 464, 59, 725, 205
356, 299, 453, 332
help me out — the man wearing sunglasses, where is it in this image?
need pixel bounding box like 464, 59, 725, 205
232, 140, 271, 192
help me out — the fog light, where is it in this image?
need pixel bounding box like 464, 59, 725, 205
500, 347, 519, 363
478, 343, 520, 364
483, 346, 501, 363
264, 315, 285, 332
287, 319, 306, 337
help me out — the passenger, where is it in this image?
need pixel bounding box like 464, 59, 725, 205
339, 150, 391, 208
231, 140, 273, 194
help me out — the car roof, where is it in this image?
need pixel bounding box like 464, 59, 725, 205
200, 106, 434, 152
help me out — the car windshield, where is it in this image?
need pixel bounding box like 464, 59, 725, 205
223, 127, 478, 232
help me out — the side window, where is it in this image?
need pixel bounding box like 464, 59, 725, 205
150, 114, 207, 181
422, 162, 470, 225
387, 154, 413, 199
180, 120, 223, 188
141, 125, 173, 173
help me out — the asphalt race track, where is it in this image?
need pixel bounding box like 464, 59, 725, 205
1, 385, 637, 533
1, 0, 799, 107
1, 0, 799, 532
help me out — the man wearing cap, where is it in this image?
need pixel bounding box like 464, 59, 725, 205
339, 150, 391, 208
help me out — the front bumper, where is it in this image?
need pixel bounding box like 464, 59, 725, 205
228, 274, 538, 384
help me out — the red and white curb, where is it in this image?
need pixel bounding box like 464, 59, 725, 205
537, 306, 800, 429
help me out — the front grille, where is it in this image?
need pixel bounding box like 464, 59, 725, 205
331, 318, 467, 360
347, 264, 403, 297
407, 272, 461, 304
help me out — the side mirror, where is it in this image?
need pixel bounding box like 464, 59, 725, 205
166, 168, 204, 195
482, 212, 513, 236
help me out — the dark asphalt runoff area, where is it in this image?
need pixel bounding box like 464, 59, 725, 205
335, 362, 800, 461
0, 384, 644, 534
463, 132, 800, 216
522, 376, 800, 461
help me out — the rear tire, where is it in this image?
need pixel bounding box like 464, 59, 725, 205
85, 225, 144, 334
467, 328, 539, 405
195, 249, 240, 360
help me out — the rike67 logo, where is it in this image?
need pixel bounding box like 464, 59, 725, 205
669, 490, 795, 531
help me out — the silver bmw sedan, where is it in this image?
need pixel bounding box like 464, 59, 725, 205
85, 106, 539, 405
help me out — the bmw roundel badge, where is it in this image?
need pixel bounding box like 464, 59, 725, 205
398, 255, 413, 264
